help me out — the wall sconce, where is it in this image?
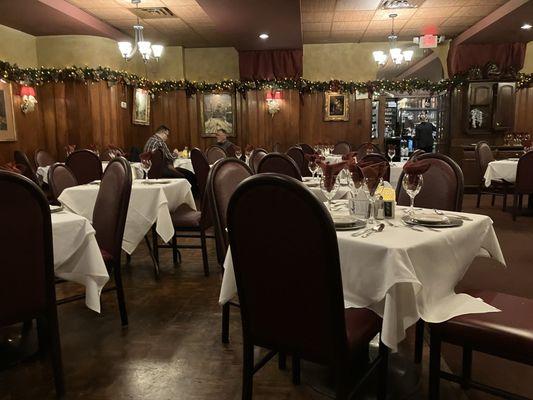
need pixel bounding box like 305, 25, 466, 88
20, 86, 38, 114
266, 90, 282, 117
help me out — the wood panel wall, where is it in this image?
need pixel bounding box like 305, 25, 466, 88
0, 82, 374, 164
515, 86, 533, 134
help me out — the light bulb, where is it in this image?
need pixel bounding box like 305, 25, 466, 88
138, 41, 152, 58
118, 42, 132, 58
373, 51, 384, 62
403, 50, 414, 62
151, 44, 164, 59
390, 47, 402, 59
394, 53, 404, 64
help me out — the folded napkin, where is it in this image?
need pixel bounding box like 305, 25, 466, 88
359, 161, 388, 194
403, 159, 431, 186
245, 144, 254, 153
108, 144, 125, 156
1, 162, 22, 174
341, 151, 357, 161
318, 160, 346, 191
348, 160, 364, 189
87, 144, 98, 152
65, 144, 76, 155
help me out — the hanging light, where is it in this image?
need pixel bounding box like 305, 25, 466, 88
403, 50, 414, 62
117, 1, 164, 63
372, 13, 418, 67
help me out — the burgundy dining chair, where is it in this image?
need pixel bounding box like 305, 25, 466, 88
287, 146, 311, 177
48, 163, 78, 205
190, 147, 210, 201
298, 143, 315, 155
147, 148, 165, 179
511, 151, 533, 221
0, 171, 64, 397
34, 149, 56, 168
14, 150, 40, 185
248, 148, 268, 174
409, 149, 425, 160
206, 158, 253, 344
257, 153, 302, 181
206, 146, 227, 164
429, 290, 533, 399
356, 142, 381, 160
227, 174, 388, 400
475, 141, 512, 210
360, 153, 391, 182
332, 141, 352, 155
65, 149, 103, 184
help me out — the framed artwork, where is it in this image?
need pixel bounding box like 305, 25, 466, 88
200, 92, 236, 137
0, 81, 17, 142
324, 92, 349, 121
132, 87, 150, 125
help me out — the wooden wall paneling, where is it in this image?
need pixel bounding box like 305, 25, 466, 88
515, 87, 533, 134
176, 90, 190, 151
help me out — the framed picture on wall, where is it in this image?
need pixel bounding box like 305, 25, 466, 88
200, 92, 236, 137
132, 87, 150, 125
324, 92, 349, 121
0, 81, 17, 142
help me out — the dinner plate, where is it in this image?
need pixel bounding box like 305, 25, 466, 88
50, 205, 63, 213
140, 180, 172, 185
410, 212, 448, 224
331, 214, 366, 231
302, 177, 314, 182
402, 215, 463, 228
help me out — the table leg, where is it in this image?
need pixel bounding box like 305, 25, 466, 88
144, 235, 160, 279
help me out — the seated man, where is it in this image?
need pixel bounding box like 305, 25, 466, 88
214, 128, 235, 153
143, 125, 198, 196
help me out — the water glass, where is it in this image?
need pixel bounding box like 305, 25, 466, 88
402, 174, 423, 215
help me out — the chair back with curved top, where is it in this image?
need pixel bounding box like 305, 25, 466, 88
257, 153, 302, 181
206, 146, 227, 164
227, 174, 348, 364
360, 153, 390, 182
332, 141, 351, 155
299, 143, 315, 155
287, 146, 310, 177
92, 157, 132, 264
14, 150, 40, 185
409, 149, 425, 160
35, 149, 56, 168
65, 149, 103, 184
356, 142, 381, 160
396, 153, 464, 211
249, 148, 268, 174
48, 163, 78, 204
206, 158, 253, 266
147, 148, 165, 179
516, 151, 533, 194
474, 141, 494, 177
191, 147, 210, 200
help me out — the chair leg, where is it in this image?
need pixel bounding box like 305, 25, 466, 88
513, 194, 518, 221
151, 225, 159, 264
222, 303, 230, 344
429, 327, 442, 400
200, 229, 209, 277
491, 194, 496, 206
414, 319, 424, 364
113, 262, 128, 327
476, 188, 481, 208
144, 236, 160, 279
377, 339, 389, 400
519, 194, 523, 215
47, 312, 65, 398
292, 355, 301, 385
172, 234, 178, 265
278, 352, 286, 370
461, 346, 472, 390
126, 254, 131, 265
242, 343, 254, 400
503, 186, 508, 211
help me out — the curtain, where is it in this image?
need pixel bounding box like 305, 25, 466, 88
239, 49, 303, 80
447, 42, 526, 76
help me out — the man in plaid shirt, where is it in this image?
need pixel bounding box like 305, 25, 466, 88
143, 125, 198, 196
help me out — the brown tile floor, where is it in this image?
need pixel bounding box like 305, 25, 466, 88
0, 194, 531, 399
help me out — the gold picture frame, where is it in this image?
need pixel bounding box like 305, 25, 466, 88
0, 81, 17, 142
324, 92, 349, 121
199, 92, 236, 137
132, 87, 150, 125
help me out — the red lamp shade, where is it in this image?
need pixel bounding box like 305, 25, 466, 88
273, 90, 282, 100
20, 86, 36, 97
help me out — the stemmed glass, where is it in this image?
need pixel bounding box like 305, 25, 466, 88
140, 159, 152, 180
308, 160, 318, 178
362, 177, 383, 226
387, 146, 396, 165
234, 147, 242, 159
402, 174, 423, 215
320, 175, 340, 211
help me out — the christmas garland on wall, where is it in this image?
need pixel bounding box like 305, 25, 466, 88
1, 60, 531, 97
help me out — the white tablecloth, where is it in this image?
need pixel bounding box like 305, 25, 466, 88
58, 179, 196, 254
52, 211, 109, 312
38, 162, 143, 183
483, 160, 518, 187
219, 207, 505, 350
173, 158, 194, 173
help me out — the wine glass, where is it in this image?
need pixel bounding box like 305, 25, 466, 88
140, 159, 152, 180
361, 178, 383, 226
320, 175, 340, 211
308, 161, 318, 178
402, 174, 423, 215
387, 146, 396, 165
234, 147, 242, 159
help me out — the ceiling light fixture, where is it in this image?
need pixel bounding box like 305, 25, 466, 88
117, 0, 164, 63
372, 13, 415, 67
521, 23, 532, 30
259, 33, 269, 40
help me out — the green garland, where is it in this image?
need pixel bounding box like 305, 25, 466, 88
1, 60, 531, 97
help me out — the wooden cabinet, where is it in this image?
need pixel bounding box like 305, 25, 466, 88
494, 83, 516, 131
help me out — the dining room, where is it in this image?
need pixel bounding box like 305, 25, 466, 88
0, 0, 532, 399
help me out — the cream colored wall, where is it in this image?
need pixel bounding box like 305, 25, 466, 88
303, 43, 389, 81
184, 47, 239, 82
0, 24, 37, 67
434, 40, 450, 78
521, 41, 533, 74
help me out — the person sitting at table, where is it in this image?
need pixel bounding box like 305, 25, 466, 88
214, 129, 235, 153
414, 114, 436, 153
143, 125, 198, 196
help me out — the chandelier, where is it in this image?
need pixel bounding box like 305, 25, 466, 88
372, 13, 414, 67
117, 0, 164, 62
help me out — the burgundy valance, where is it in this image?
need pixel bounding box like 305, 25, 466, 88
447, 42, 526, 76
239, 49, 303, 80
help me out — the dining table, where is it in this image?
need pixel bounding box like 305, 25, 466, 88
219, 205, 505, 351
483, 159, 519, 186
37, 161, 143, 183
173, 157, 194, 172
58, 178, 196, 255
51, 209, 109, 312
